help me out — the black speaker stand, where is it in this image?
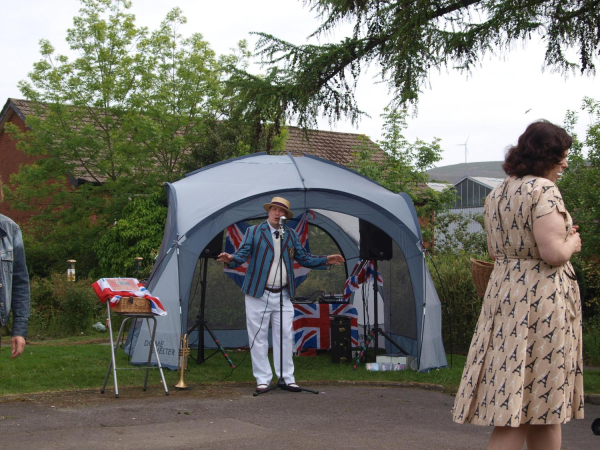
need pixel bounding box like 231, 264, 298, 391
187, 316, 235, 368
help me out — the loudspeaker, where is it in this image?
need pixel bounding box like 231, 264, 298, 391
359, 219, 393, 261
200, 231, 224, 258
331, 315, 352, 363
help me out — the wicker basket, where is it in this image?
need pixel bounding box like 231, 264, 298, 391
112, 296, 151, 314
470, 258, 495, 298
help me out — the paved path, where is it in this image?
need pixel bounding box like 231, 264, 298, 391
1, 384, 599, 449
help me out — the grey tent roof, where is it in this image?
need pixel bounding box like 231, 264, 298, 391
172, 153, 421, 243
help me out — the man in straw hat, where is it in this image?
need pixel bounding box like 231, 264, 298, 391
0, 176, 30, 359
218, 196, 344, 393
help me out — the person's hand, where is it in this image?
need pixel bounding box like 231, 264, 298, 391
570, 231, 582, 254
217, 252, 233, 264
11, 335, 26, 359
326, 254, 345, 266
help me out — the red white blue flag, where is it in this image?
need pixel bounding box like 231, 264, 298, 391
224, 211, 315, 288
91, 278, 167, 316
293, 303, 359, 353
342, 260, 383, 302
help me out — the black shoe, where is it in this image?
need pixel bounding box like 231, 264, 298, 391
256, 384, 269, 393
287, 383, 301, 392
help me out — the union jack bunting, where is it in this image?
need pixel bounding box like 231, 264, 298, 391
293, 303, 359, 353
224, 211, 315, 288
342, 259, 383, 302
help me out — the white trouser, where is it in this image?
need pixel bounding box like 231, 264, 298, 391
245, 289, 295, 386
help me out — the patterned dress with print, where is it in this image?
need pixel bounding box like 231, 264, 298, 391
452, 175, 584, 427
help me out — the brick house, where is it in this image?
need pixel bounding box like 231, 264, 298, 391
0, 99, 42, 224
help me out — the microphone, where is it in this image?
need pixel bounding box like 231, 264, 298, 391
279, 216, 287, 236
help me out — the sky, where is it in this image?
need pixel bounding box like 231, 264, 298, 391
2, 0, 598, 167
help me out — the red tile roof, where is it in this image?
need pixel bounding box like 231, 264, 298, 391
2, 98, 385, 183
283, 126, 384, 165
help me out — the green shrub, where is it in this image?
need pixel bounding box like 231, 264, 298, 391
583, 315, 600, 366
28, 273, 105, 338
92, 191, 167, 279
28, 276, 61, 337
428, 252, 484, 354
573, 257, 600, 319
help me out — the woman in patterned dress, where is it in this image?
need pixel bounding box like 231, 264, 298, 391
452, 120, 584, 450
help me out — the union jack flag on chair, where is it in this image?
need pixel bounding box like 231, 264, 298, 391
223, 211, 315, 288
293, 303, 359, 353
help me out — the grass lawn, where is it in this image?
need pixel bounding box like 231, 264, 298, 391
1, 340, 599, 396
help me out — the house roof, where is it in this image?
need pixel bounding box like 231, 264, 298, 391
455, 176, 505, 189
284, 126, 383, 166
426, 182, 452, 193
0, 98, 33, 131
1, 98, 385, 183
425, 161, 505, 184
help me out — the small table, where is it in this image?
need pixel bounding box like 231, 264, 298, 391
101, 302, 169, 398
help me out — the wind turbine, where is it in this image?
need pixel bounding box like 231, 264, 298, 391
456, 135, 470, 164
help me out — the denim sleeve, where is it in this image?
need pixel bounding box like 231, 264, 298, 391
11, 227, 30, 339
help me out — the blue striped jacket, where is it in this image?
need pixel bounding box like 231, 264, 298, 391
228, 221, 328, 298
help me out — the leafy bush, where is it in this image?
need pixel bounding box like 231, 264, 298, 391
93, 190, 168, 279
583, 315, 600, 366
433, 210, 487, 255
428, 252, 483, 354
28, 273, 105, 338
572, 257, 600, 319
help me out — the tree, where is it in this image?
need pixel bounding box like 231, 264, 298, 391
93, 190, 168, 278
232, 0, 600, 130
560, 97, 600, 260
6, 0, 147, 275
4, 0, 252, 276
560, 97, 600, 318
349, 108, 456, 244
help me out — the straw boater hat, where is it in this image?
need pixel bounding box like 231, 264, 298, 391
263, 196, 294, 218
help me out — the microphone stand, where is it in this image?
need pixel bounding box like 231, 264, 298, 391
255, 217, 318, 396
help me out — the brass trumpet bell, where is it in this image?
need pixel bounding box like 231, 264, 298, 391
175, 333, 190, 389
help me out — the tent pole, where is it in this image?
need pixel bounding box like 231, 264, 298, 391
417, 246, 427, 371
373, 260, 380, 357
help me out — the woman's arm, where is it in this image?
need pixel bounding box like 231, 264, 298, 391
533, 208, 581, 266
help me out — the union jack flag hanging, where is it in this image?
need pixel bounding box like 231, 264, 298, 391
342, 259, 383, 302
224, 211, 315, 288
293, 303, 359, 353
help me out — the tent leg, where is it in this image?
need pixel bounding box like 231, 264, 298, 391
417, 248, 427, 371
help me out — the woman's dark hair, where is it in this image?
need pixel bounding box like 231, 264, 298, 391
502, 120, 572, 177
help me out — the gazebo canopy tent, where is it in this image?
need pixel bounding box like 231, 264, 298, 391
129, 153, 447, 372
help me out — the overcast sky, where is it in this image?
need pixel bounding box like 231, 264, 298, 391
2, 0, 598, 167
